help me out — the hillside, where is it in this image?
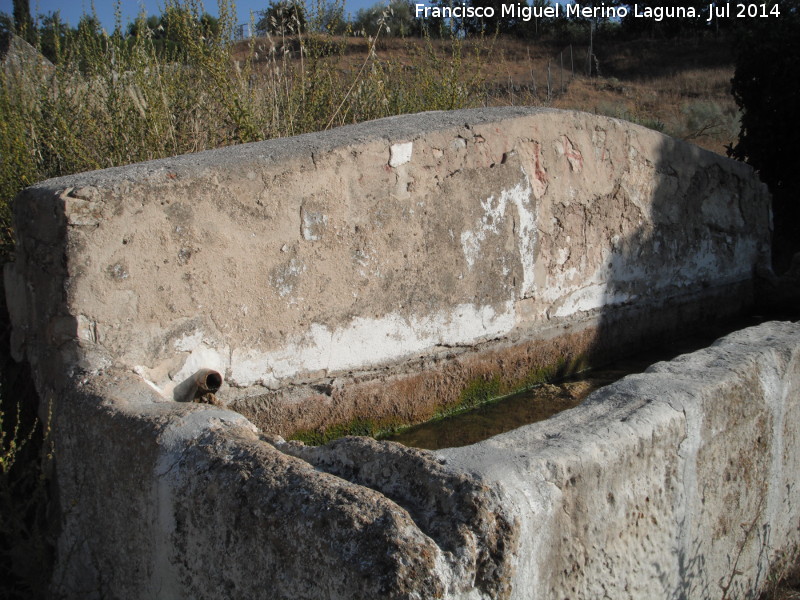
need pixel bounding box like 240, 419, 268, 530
232, 34, 738, 155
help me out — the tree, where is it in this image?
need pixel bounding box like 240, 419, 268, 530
126, 9, 220, 54
36, 11, 70, 62
353, 3, 383, 36
311, 0, 348, 34
461, 0, 504, 35
511, 0, 557, 39
354, 0, 420, 37
76, 14, 103, 37
729, 0, 800, 265
12, 0, 33, 41
256, 1, 307, 35
0, 12, 13, 38
619, 0, 711, 38
127, 14, 162, 38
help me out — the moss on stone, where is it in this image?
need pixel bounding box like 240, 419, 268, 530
291, 353, 592, 446
289, 416, 404, 446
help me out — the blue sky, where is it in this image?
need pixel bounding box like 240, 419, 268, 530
0, 0, 380, 30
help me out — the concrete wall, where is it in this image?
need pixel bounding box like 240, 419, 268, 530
35, 320, 800, 600
4, 107, 791, 599
47, 374, 519, 599
4, 107, 771, 438
440, 320, 800, 600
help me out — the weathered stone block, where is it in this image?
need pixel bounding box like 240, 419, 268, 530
5, 107, 789, 599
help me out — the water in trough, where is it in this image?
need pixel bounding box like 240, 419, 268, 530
382, 313, 796, 450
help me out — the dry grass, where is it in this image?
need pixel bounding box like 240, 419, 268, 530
457, 36, 739, 155
548, 67, 739, 154
233, 33, 740, 155
759, 552, 800, 600
769, 590, 800, 600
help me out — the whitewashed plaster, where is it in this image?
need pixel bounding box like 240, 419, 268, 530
146, 301, 517, 391
460, 169, 538, 298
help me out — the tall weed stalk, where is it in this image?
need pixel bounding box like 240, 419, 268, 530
0, 370, 52, 599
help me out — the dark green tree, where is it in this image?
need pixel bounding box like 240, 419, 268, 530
512, 0, 557, 39
620, 0, 711, 38
127, 14, 162, 38
424, 0, 518, 36
0, 12, 13, 37
256, 1, 307, 35
354, 0, 420, 37
36, 10, 70, 62
198, 13, 220, 38
353, 2, 385, 36
161, 6, 219, 40
76, 14, 102, 37
461, 0, 504, 34
729, 0, 800, 265
126, 10, 219, 55
12, 0, 33, 41
312, 0, 348, 34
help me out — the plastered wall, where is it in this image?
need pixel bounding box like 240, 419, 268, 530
5, 106, 771, 437
441, 320, 800, 600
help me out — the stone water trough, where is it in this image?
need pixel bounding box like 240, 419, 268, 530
6, 106, 800, 599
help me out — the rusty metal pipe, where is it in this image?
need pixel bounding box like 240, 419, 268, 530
195, 368, 222, 395
173, 368, 223, 404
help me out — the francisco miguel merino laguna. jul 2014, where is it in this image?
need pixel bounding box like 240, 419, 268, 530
413, 2, 782, 23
